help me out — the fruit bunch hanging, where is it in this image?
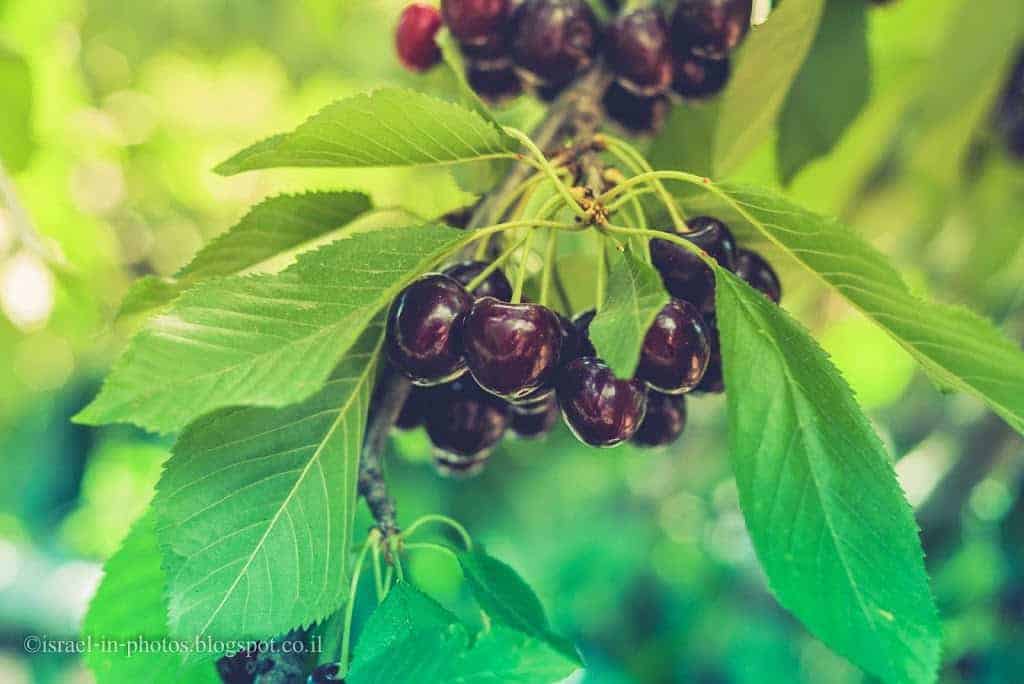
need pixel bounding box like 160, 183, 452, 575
396, 0, 754, 134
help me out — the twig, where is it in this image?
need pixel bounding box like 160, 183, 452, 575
358, 370, 410, 537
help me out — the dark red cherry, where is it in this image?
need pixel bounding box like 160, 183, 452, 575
434, 453, 489, 478
511, 394, 559, 438
396, 3, 444, 72
467, 64, 524, 104
571, 309, 598, 358
649, 215, 737, 312
309, 662, 343, 683
695, 314, 724, 393
386, 274, 473, 386
442, 204, 475, 229
511, 0, 601, 88
216, 647, 261, 684
395, 385, 431, 431
637, 299, 711, 394
425, 378, 509, 458
734, 248, 781, 303
442, 0, 510, 44
443, 260, 514, 301
602, 82, 670, 136
558, 357, 647, 447
670, 0, 752, 60
606, 9, 674, 97
463, 298, 563, 400
672, 54, 730, 99
459, 32, 512, 67
631, 391, 687, 447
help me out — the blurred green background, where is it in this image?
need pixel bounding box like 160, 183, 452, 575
0, 0, 1022, 682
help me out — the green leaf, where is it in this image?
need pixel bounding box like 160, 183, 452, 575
76, 224, 467, 433
589, 246, 669, 377
777, 0, 871, 184
118, 191, 374, 316
696, 182, 1024, 436
457, 546, 580, 663
215, 88, 517, 175
0, 44, 34, 172
715, 269, 940, 684
153, 323, 381, 645
652, 0, 824, 177
82, 512, 219, 684
347, 583, 579, 684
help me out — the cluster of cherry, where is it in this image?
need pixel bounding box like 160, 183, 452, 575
395, 0, 753, 134
997, 49, 1024, 160
386, 218, 780, 477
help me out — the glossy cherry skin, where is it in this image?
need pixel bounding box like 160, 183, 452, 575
442, 0, 510, 44
695, 314, 724, 393
607, 9, 674, 96
558, 357, 648, 447
467, 64, 524, 104
602, 83, 670, 136
511, 394, 560, 438
386, 274, 473, 386
425, 378, 509, 458
443, 260, 514, 301
672, 54, 730, 99
670, 0, 752, 60
395, 385, 430, 430
636, 299, 711, 394
734, 248, 781, 303
649, 215, 737, 312
631, 391, 687, 447
510, 0, 601, 88
434, 454, 489, 478
571, 309, 598, 358
463, 297, 563, 400
396, 4, 444, 72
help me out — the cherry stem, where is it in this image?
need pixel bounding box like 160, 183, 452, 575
596, 236, 608, 310
465, 235, 528, 293
337, 530, 379, 674
401, 513, 474, 550
513, 227, 537, 303
597, 169, 709, 206
506, 127, 588, 221
371, 540, 385, 603
539, 228, 558, 307
600, 134, 687, 230
602, 223, 718, 269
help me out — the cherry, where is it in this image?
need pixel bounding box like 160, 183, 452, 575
510, 0, 601, 88
602, 83, 670, 136
425, 378, 509, 458
396, 4, 444, 72
636, 299, 711, 394
672, 54, 730, 99
467, 64, 524, 104
606, 9, 674, 97
443, 260, 514, 301
463, 297, 563, 400
385, 274, 473, 386
631, 391, 687, 447
460, 32, 512, 67
442, 0, 510, 45
695, 314, 724, 393
558, 357, 647, 447
649, 215, 737, 312
308, 663, 343, 683
571, 309, 598, 358
511, 394, 560, 438
670, 0, 752, 60
734, 248, 781, 303
442, 204, 475, 229
217, 647, 263, 684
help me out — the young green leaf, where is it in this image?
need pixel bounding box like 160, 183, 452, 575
82, 512, 219, 684
651, 0, 824, 178
347, 582, 580, 684
76, 224, 467, 433
715, 269, 940, 684
215, 88, 517, 175
588, 246, 669, 377
694, 182, 1024, 436
154, 323, 380, 645
118, 191, 374, 316
457, 546, 580, 663
777, 0, 870, 184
